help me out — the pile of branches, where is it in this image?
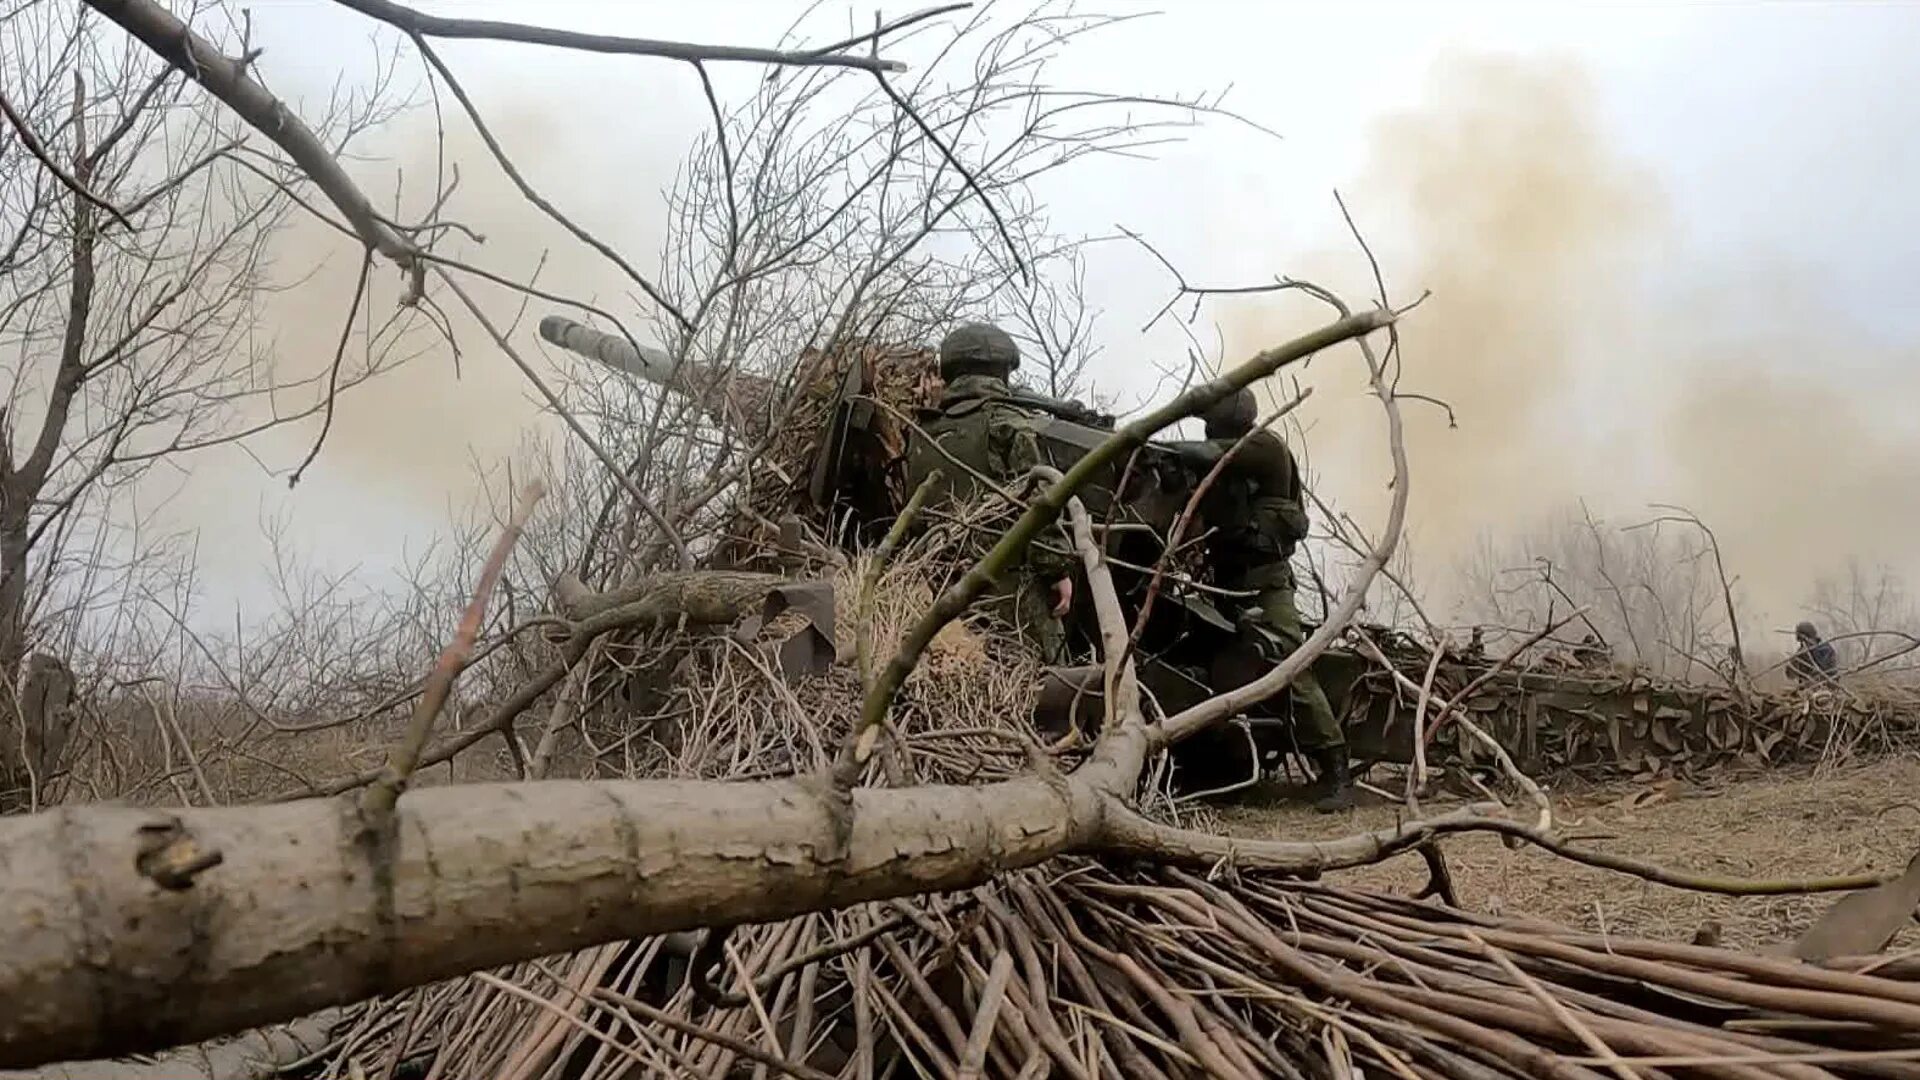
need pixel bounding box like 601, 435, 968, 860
551, 543, 1041, 787
276, 858, 1920, 1080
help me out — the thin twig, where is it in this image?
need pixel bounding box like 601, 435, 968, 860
361, 480, 547, 817
289, 246, 373, 486
872, 71, 1026, 285
412, 36, 691, 332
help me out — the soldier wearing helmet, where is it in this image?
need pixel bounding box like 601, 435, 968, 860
1788, 620, 1839, 687
903, 322, 1083, 663
1194, 387, 1352, 812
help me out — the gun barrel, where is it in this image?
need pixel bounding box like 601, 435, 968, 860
538, 313, 786, 441
1162, 439, 1224, 465
537, 315, 677, 385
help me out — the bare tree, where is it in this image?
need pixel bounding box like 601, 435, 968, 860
1455, 503, 1748, 680
1807, 559, 1920, 680
0, 2, 410, 810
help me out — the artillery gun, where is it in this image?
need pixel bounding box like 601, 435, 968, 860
533, 311, 1789, 791
537, 316, 1199, 539
537, 314, 1357, 786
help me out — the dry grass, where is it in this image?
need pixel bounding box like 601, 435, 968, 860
547, 538, 1049, 787
1220, 754, 1920, 951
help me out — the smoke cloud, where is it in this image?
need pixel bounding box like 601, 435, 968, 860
1223, 50, 1920, 632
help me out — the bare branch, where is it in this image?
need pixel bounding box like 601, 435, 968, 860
330, 0, 934, 72
1101, 802, 1900, 896
1159, 306, 1410, 743
1628, 503, 1747, 680
362, 480, 546, 818
288, 247, 373, 487
0, 84, 130, 230
82, 0, 418, 269
409, 35, 692, 332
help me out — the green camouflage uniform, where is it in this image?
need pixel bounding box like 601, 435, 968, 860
1199, 428, 1344, 754
904, 333, 1075, 664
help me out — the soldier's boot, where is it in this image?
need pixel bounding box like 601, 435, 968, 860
1310, 746, 1355, 814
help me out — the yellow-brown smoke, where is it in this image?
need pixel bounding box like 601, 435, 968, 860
1224, 51, 1920, 629
157, 99, 679, 574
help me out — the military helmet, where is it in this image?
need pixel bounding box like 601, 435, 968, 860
1201, 387, 1258, 438
938, 322, 1019, 380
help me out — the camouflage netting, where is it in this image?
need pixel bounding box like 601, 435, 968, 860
535, 315, 945, 565
718, 341, 942, 570
1337, 631, 1920, 781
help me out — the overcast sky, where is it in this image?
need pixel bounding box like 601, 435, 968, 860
157, 0, 1920, 637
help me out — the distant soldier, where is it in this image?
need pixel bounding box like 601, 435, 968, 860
1193, 388, 1352, 812
904, 323, 1078, 663
1573, 633, 1610, 667
1788, 620, 1839, 687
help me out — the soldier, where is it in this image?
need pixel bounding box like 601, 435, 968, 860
1573, 633, 1610, 667
1788, 620, 1839, 687
1193, 388, 1352, 812
904, 322, 1076, 663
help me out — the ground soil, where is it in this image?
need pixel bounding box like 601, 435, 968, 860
1217, 754, 1920, 952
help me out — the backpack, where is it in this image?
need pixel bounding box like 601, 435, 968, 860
904, 397, 996, 506
1205, 437, 1310, 558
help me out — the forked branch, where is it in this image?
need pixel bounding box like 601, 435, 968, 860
83, 0, 418, 268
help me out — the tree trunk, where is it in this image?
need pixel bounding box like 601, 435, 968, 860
0, 519, 38, 814
0, 726, 1143, 1068
0, 520, 29, 685
0, 72, 97, 813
